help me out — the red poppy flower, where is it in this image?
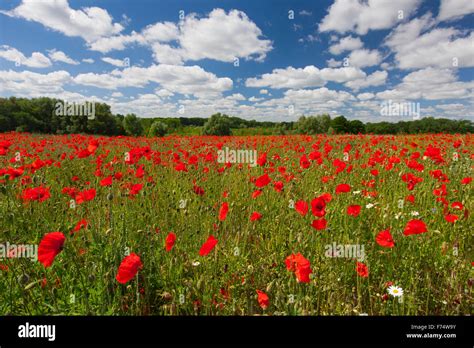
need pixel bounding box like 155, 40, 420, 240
273, 181, 284, 192
356, 262, 368, 278
406, 194, 415, 203
285, 253, 303, 272
319, 193, 333, 203
250, 211, 262, 221
6, 167, 23, 180
116, 253, 143, 284
461, 177, 472, 185
255, 173, 271, 188
300, 154, 310, 169
347, 205, 361, 217
129, 183, 143, 195
403, 219, 428, 236
87, 139, 99, 153
21, 186, 51, 202
333, 158, 346, 173
311, 218, 327, 230
100, 176, 113, 187
433, 184, 447, 197
295, 264, 312, 283
199, 235, 218, 256
175, 162, 188, 172
311, 197, 326, 217
193, 185, 205, 195
38, 232, 66, 268
77, 148, 92, 158
444, 214, 458, 223
256, 290, 269, 309
336, 183, 351, 193
451, 202, 463, 210
135, 165, 145, 178
252, 190, 262, 199
376, 228, 395, 248
76, 188, 96, 204
220, 287, 230, 300
71, 219, 88, 234
257, 153, 267, 166
295, 200, 308, 216
218, 202, 229, 221
285, 253, 312, 283
401, 172, 423, 191
165, 232, 176, 251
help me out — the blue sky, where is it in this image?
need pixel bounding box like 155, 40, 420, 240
0, 0, 473, 122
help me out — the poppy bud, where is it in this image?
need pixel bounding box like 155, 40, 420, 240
18, 274, 30, 285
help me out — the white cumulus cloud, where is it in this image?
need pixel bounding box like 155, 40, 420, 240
0, 45, 51, 68
48, 49, 79, 65
319, 0, 421, 35
1, 0, 123, 42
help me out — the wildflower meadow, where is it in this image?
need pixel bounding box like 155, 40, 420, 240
0, 132, 472, 315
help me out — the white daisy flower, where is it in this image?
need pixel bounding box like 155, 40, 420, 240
387, 285, 404, 297
410, 211, 419, 216
366, 203, 374, 209
192, 261, 200, 267
352, 191, 361, 195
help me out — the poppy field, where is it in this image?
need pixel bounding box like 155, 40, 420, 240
0, 132, 472, 316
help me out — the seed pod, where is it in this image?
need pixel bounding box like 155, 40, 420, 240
24, 280, 38, 291
161, 292, 173, 302
18, 274, 30, 285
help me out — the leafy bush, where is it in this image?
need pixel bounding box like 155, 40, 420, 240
202, 113, 232, 136
148, 121, 168, 137
123, 114, 143, 136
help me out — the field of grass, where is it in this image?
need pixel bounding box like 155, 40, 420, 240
0, 132, 472, 315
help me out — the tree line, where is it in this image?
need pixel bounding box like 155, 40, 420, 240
0, 97, 472, 136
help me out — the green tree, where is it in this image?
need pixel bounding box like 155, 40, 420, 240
202, 113, 232, 136
331, 115, 349, 134
296, 116, 319, 134
295, 114, 332, 134
318, 114, 332, 133
148, 120, 168, 137
365, 122, 392, 134
123, 113, 143, 136
348, 120, 365, 134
